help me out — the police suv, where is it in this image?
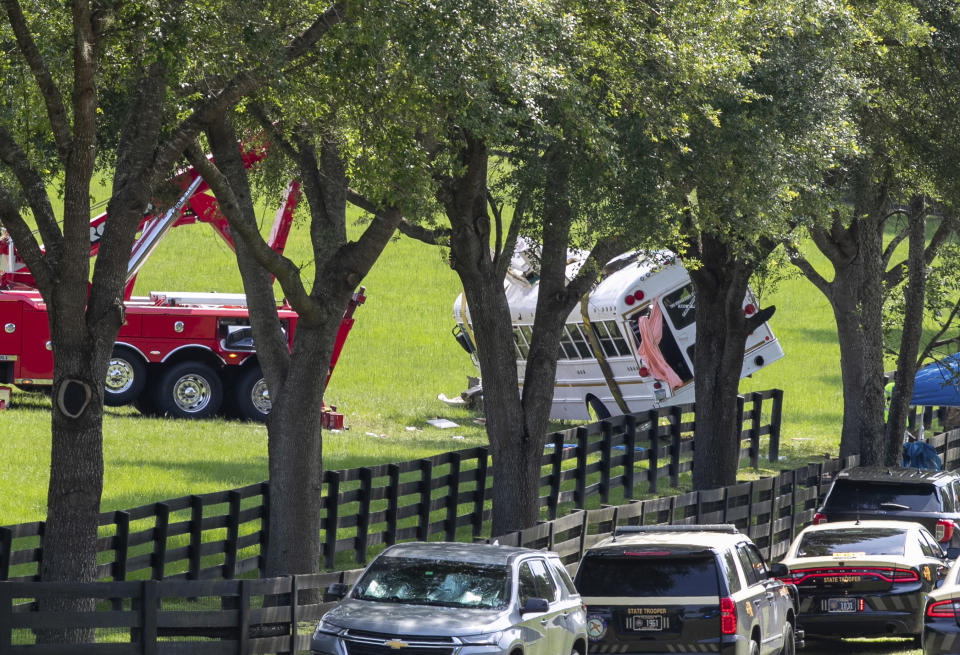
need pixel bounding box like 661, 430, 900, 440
574, 525, 800, 655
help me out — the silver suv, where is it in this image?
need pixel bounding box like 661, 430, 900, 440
310, 542, 587, 655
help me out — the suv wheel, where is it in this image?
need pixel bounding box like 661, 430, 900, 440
780, 621, 795, 655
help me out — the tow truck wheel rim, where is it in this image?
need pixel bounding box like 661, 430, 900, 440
106, 358, 135, 393
172, 374, 212, 412
251, 378, 271, 414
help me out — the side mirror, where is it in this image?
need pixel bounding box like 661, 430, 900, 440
521, 597, 550, 614
769, 563, 789, 579
324, 583, 349, 602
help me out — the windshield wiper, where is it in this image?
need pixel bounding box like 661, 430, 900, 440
878, 502, 910, 510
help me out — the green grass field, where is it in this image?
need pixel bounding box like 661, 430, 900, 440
0, 195, 894, 526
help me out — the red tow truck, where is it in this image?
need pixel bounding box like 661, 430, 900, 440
0, 148, 362, 423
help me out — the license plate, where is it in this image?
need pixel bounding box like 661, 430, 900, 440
630, 615, 667, 631
826, 598, 858, 613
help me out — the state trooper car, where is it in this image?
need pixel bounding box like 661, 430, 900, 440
310, 541, 587, 655
574, 525, 800, 655
922, 558, 960, 654
780, 520, 951, 640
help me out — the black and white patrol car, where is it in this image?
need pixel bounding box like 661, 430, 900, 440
573, 525, 800, 655
779, 520, 950, 640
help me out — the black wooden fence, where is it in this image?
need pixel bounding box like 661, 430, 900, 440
0, 390, 784, 581
5, 427, 960, 654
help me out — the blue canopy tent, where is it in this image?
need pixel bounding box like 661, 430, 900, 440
910, 353, 960, 407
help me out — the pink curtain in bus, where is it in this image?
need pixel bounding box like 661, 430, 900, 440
636, 299, 683, 390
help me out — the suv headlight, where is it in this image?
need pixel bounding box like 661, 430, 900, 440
314, 617, 344, 637
459, 631, 503, 646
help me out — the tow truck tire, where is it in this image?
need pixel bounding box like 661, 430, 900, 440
104, 347, 146, 406
779, 621, 795, 655
156, 361, 223, 419
234, 365, 271, 422
749, 638, 760, 655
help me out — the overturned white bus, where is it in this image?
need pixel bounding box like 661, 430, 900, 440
447, 246, 784, 421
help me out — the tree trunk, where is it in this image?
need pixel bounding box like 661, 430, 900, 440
264, 322, 336, 576
689, 235, 754, 490
884, 197, 927, 464
808, 213, 886, 463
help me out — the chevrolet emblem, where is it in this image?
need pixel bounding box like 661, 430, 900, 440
384, 640, 409, 649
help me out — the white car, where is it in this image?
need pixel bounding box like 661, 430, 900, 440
780, 520, 950, 640
311, 542, 587, 655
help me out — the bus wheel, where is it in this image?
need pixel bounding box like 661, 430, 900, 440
586, 396, 611, 421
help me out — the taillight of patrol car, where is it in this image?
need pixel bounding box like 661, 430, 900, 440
720, 597, 736, 635
927, 599, 960, 619
936, 519, 954, 542
812, 513, 827, 525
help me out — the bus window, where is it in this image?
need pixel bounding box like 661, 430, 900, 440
570, 325, 592, 358
559, 327, 580, 359
663, 285, 696, 331
629, 303, 693, 382
514, 326, 531, 361
597, 320, 630, 357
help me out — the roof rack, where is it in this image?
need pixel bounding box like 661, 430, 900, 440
614, 525, 740, 536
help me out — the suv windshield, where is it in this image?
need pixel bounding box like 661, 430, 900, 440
576, 554, 719, 597
824, 480, 941, 513
351, 557, 511, 609
795, 528, 907, 557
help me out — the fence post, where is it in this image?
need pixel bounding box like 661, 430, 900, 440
0, 579, 10, 652
260, 482, 270, 576
769, 390, 783, 462
446, 453, 461, 541
324, 471, 341, 570
647, 411, 658, 494
417, 459, 433, 541
600, 422, 612, 505
472, 450, 488, 538
670, 406, 682, 488
239, 579, 251, 655
142, 580, 158, 655
575, 427, 589, 510
548, 434, 565, 520
0, 527, 12, 581
749, 393, 761, 469
289, 575, 299, 654
386, 464, 400, 546
356, 468, 373, 564
188, 497, 202, 581
623, 415, 636, 500
153, 503, 170, 580
224, 490, 241, 580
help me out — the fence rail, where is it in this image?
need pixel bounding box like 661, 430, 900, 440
6, 426, 960, 654
1, 390, 785, 581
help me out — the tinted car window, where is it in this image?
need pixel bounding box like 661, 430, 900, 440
576, 554, 720, 597
721, 550, 742, 594
744, 545, 769, 581
736, 546, 761, 586
823, 480, 941, 512
352, 557, 510, 609
795, 528, 907, 557
919, 529, 945, 558
942, 486, 956, 512
520, 559, 558, 603
548, 559, 578, 595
